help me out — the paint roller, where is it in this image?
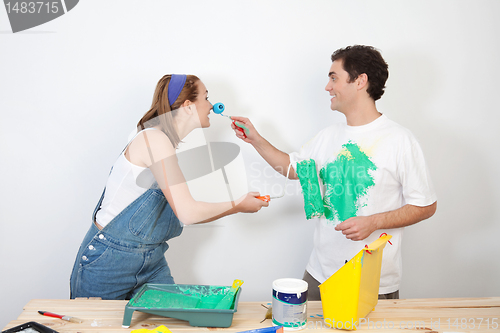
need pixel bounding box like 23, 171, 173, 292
212, 102, 248, 138
256, 163, 293, 202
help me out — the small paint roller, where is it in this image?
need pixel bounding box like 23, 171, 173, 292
213, 102, 225, 114
256, 163, 292, 202
212, 102, 247, 138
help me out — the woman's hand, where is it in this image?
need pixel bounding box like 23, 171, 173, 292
235, 192, 269, 213
230, 116, 262, 145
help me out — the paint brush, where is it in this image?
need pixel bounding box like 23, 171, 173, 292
238, 326, 284, 333
38, 311, 83, 323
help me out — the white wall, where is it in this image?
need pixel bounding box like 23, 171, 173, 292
1, 0, 500, 328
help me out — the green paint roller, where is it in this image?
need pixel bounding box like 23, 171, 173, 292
214, 279, 244, 309
297, 159, 324, 219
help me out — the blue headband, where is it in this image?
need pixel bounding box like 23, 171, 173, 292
168, 74, 187, 106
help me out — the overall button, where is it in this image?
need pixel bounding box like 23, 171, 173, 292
82, 255, 88, 261
99, 234, 105, 240
88, 245, 95, 250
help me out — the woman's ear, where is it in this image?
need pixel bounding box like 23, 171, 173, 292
182, 100, 194, 114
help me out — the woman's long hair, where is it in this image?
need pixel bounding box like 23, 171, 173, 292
137, 74, 200, 147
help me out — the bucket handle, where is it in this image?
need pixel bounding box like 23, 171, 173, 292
364, 233, 393, 254
379, 232, 393, 245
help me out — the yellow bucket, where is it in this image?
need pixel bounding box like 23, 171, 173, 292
319, 234, 392, 330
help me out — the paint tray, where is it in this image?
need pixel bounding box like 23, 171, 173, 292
319, 234, 392, 330
2, 321, 59, 333
122, 283, 242, 328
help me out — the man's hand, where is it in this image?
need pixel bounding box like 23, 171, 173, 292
229, 115, 296, 179
334, 202, 437, 241
229, 116, 261, 144
335, 215, 377, 241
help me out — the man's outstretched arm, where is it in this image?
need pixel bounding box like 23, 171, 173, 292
230, 116, 298, 179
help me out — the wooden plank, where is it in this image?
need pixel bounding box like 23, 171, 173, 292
3, 298, 500, 333
374, 297, 500, 309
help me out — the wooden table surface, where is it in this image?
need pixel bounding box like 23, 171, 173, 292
3, 298, 500, 333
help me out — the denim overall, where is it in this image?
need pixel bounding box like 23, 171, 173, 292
70, 183, 183, 300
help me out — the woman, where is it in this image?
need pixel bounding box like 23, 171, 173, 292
70, 74, 268, 300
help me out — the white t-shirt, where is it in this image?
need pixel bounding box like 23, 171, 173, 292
95, 129, 157, 228
289, 114, 437, 294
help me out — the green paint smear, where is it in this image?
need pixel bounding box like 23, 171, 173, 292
233, 121, 249, 131
296, 159, 324, 219
320, 141, 377, 222
231, 119, 250, 135
131, 286, 232, 310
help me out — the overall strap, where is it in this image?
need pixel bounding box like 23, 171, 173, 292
92, 163, 115, 223
92, 187, 107, 223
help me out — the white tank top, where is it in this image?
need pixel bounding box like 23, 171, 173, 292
95, 128, 157, 227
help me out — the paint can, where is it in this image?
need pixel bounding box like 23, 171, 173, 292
272, 278, 308, 330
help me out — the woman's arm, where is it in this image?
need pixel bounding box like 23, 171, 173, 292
130, 129, 267, 225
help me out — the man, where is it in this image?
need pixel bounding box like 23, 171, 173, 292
231, 45, 437, 299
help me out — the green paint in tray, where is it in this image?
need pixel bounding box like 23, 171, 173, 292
130, 286, 230, 310
122, 284, 242, 328
132, 290, 201, 309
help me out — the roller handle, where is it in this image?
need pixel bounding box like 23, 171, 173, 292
257, 195, 270, 202
232, 120, 247, 138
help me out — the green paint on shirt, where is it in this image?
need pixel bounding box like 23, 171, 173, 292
320, 142, 377, 222
296, 159, 324, 219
